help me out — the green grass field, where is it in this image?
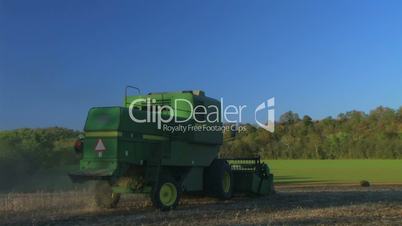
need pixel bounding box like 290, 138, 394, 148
265, 160, 402, 185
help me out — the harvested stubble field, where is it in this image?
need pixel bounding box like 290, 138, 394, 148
1, 185, 401, 225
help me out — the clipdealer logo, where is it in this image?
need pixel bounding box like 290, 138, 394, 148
128, 97, 275, 132
255, 97, 275, 132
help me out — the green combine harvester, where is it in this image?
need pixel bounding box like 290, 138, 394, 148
69, 88, 274, 210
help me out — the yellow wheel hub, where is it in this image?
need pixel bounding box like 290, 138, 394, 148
159, 182, 177, 206
223, 171, 231, 193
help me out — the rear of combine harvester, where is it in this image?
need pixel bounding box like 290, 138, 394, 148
69, 88, 274, 211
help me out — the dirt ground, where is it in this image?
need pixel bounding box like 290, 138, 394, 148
1, 185, 402, 225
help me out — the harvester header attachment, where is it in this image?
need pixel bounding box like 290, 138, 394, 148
224, 156, 274, 195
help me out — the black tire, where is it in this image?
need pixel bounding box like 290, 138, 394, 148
151, 176, 182, 211
205, 159, 233, 200
94, 181, 121, 208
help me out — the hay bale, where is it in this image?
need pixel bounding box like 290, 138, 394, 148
360, 180, 370, 187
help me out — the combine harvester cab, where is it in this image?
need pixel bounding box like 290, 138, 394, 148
69, 88, 274, 210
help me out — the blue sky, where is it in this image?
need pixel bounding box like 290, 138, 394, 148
1, 0, 402, 130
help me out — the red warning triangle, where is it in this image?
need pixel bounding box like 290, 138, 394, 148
94, 139, 106, 152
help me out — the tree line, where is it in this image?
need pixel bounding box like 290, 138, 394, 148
221, 106, 402, 159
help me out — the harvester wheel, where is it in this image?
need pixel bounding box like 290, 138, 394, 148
94, 181, 121, 208
151, 177, 181, 211
205, 159, 233, 200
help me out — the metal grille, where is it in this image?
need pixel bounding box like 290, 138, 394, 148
224, 156, 261, 173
